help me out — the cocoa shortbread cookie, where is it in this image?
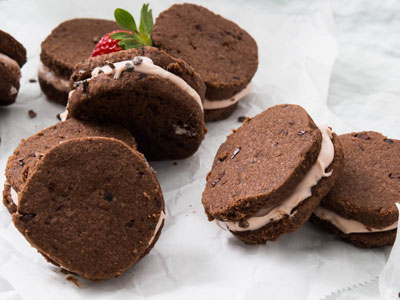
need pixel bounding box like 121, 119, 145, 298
65, 46, 207, 160
3, 118, 135, 214
202, 104, 344, 244
152, 3, 258, 121
11, 137, 165, 280
0, 30, 26, 105
39, 19, 119, 104
311, 132, 400, 248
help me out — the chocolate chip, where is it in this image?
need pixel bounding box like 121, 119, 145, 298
133, 56, 143, 65
125, 219, 135, 228
18, 159, 25, 166
103, 191, 113, 201
238, 116, 247, 123
356, 133, 370, 140
28, 110, 37, 118
384, 139, 394, 144
231, 147, 241, 159
298, 130, 307, 136
98, 69, 104, 74
279, 129, 288, 136
359, 145, 365, 151
56, 113, 61, 121
288, 121, 295, 125
139, 73, 147, 80
107, 62, 115, 69
238, 219, 249, 228
20, 213, 36, 222
389, 173, 400, 179
125, 62, 134, 72
29, 78, 37, 83
233, 76, 241, 80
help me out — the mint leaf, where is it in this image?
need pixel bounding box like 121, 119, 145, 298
110, 32, 133, 40
114, 8, 137, 32
118, 39, 142, 50
139, 4, 153, 35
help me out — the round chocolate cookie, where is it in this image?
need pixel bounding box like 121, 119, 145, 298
152, 3, 258, 121
4, 118, 135, 214
12, 137, 165, 280
202, 104, 344, 244
66, 46, 206, 160
39, 18, 119, 104
0, 30, 26, 105
311, 132, 400, 248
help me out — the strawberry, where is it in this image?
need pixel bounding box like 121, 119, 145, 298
91, 5, 154, 57
91, 30, 130, 57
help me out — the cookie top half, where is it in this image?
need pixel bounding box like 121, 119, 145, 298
5, 118, 135, 196
12, 137, 164, 280
0, 30, 26, 67
67, 46, 206, 160
202, 104, 322, 221
320, 132, 400, 228
152, 3, 258, 100
40, 18, 119, 79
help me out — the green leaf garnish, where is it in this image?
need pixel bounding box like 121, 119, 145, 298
113, 4, 153, 50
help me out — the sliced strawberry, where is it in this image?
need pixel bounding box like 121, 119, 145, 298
91, 30, 130, 57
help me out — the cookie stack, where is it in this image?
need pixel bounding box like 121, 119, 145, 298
3, 119, 165, 280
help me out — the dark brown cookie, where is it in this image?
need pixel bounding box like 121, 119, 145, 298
202, 104, 344, 244
66, 46, 206, 161
0, 30, 26, 105
5, 118, 136, 197
311, 132, 400, 248
39, 19, 119, 104
152, 3, 258, 121
12, 137, 165, 280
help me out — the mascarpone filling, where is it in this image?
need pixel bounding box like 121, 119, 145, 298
38, 61, 70, 92
313, 207, 398, 234
203, 83, 253, 110
0, 53, 21, 96
225, 125, 335, 232
69, 56, 203, 111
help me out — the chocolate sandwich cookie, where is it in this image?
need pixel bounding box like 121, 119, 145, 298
152, 3, 258, 121
202, 104, 344, 244
39, 19, 119, 104
0, 30, 26, 105
66, 46, 207, 160
11, 137, 165, 280
311, 132, 400, 248
3, 118, 135, 214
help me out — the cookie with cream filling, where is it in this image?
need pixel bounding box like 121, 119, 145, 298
152, 3, 258, 121
202, 104, 344, 244
311, 132, 400, 248
39, 18, 119, 104
0, 30, 26, 105
66, 46, 206, 160
11, 137, 165, 280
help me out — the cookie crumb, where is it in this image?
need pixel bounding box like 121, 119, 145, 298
238, 116, 246, 123
66, 275, 81, 287
28, 110, 37, 118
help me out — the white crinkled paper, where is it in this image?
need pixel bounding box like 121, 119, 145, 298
0, 0, 398, 299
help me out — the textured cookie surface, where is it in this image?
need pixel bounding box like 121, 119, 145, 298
13, 137, 164, 280
5, 118, 136, 196
40, 18, 118, 79
202, 104, 322, 221
233, 133, 343, 244
152, 3, 258, 101
67, 47, 206, 160
311, 131, 400, 247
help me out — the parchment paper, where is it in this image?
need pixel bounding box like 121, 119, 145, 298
0, 0, 397, 299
